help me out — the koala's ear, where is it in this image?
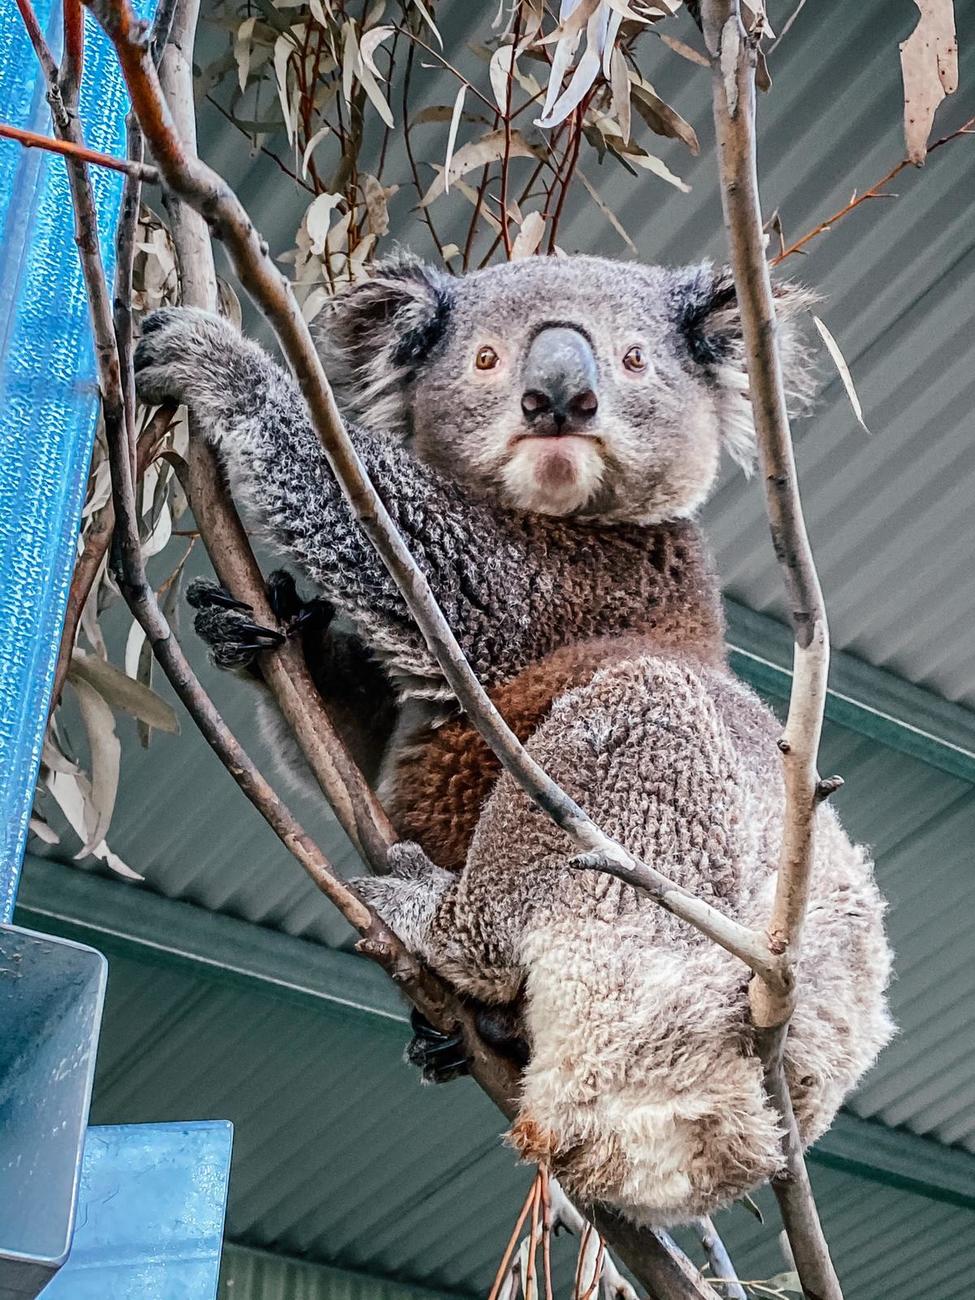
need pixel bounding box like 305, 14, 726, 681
674, 263, 818, 473
318, 252, 453, 437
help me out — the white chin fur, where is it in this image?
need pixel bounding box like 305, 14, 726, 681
501, 437, 604, 516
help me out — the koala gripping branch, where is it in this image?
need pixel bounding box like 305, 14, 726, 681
702, 4, 840, 1300
81, 2, 724, 1297
85, 0, 778, 993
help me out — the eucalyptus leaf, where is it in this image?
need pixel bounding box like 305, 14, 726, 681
71, 649, 179, 734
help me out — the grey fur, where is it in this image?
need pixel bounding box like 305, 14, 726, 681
133, 254, 889, 1227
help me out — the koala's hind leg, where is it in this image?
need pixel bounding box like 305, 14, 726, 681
353, 842, 525, 1005
352, 842, 455, 957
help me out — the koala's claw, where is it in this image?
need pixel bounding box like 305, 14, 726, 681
406, 1008, 471, 1085
189, 572, 331, 672
188, 578, 285, 670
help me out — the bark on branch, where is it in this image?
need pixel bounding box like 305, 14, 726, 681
701, 3, 841, 1298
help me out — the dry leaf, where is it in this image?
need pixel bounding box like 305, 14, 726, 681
273, 32, 298, 144
609, 47, 631, 144
234, 16, 257, 92
305, 191, 342, 254
538, 5, 606, 128
578, 169, 638, 254
68, 673, 121, 858
813, 316, 870, 435
900, 0, 958, 164
71, 649, 179, 734
658, 32, 709, 67
28, 815, 60, 845
301, 125, 330, 180
511, 210, 546, 259
361, 172, 394, 235
410, 0, 442, 48
489, 44, 515, 112
420, 130, 541, 206
359, 23, 394, 79
444, 83, 468, 192
630, 78, 699, 153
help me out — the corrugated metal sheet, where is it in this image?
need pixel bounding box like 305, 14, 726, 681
192, 0, 975, 711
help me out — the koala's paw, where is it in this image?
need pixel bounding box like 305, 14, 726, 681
134, 307, 240, 409
187, 572, 331, 672
406, 1008, 471, 1085
187, 579, 283, 671
350, 843, 452, 953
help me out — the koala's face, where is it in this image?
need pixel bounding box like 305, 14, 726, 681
322, 254, 812, 525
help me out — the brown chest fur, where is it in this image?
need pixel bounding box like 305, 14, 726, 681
388, 523, 725, 870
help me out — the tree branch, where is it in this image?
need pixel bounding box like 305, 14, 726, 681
0, 119, 159, 180
693, 1217, 746, 1300
701, 3, 841, 1298
771, 113, 975, 267
77, 2, 726, 1295
85, 0, 771, 992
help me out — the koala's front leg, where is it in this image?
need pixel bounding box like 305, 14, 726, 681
134, 308, 450, 689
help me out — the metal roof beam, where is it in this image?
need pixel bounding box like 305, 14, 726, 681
726, 600, 975, 785
17, 855, 975, 1210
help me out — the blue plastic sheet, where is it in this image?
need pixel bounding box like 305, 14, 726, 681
0, 0, 136, 921
41, 1123, 233, 1299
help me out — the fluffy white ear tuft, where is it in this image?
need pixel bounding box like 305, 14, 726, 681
316, 252, 453, 438
674, 263, 819, 473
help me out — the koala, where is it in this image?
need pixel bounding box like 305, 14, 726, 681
134, 253, 892, 1227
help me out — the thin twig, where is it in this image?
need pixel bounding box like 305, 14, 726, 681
694, 1217, 747, 1300
59, 0, 85, 106
701, 3, 841, 1297
0, 121, 159, 181
771, 114, 975, 266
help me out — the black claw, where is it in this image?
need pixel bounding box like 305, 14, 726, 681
266, 569, 334, 634
407, 1009, 472, 1084
235, 620, 287, 646
266, 570, 303, 623
186, 578, 252, 613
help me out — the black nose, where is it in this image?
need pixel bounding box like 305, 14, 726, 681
521, 326, 599, 431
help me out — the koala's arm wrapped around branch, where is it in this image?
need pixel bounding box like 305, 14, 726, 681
135, 308, 532, 698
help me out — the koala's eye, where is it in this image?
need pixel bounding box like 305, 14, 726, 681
623, 345, 647, 373
475, 345, 499, 371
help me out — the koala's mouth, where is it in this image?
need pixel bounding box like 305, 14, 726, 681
501, 432, 606, 516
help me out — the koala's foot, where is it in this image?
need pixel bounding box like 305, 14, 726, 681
351, 842, 454, 957
188, 571, 331, 671
407, 1008, 471, 1084
406, 1001, 530, 1086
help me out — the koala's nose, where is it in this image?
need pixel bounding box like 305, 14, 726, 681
521, 326, 599, 430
